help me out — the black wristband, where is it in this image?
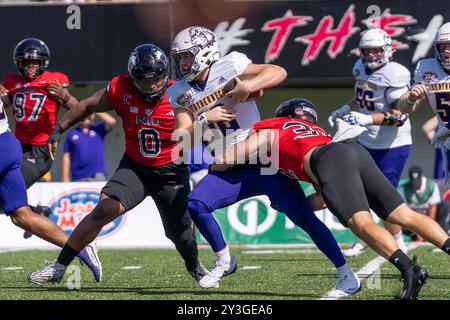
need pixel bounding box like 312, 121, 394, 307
54, 122, 65, 134
381, 112, 408, 127
62, 94, 70, 104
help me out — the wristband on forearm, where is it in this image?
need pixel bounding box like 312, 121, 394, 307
406, 96, 416, 106
381, 112, 408, 127
198, 113, 209, 127
61, 94, 70, 104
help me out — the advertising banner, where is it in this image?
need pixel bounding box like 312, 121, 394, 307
0, 1, 448, 82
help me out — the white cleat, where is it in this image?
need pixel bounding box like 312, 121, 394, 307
322, 274, 362, 300
343, 242, 366, 257
199, 254, 237, 289
27, 260, 67, 286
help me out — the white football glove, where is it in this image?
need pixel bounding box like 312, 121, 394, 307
328, 104, 351, 128
431, 125, 450, 149
342, 111, 374, 127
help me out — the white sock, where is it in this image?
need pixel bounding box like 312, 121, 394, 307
337, 263, 354, 278
216, 246, 231, 264
393, 231, 403, 241
355, 237, 366, 247
394, 231, 406, 249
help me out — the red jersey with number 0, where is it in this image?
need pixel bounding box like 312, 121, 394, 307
105, 75, 178, 167
252, 117, 332, 183
3, 71, 69, 145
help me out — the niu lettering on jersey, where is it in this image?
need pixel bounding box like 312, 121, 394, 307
105, 75, 178, 167
2, 71, 69, 145
253, 117, 332, 183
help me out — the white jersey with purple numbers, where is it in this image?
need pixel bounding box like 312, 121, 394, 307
0, 99, 9, 134
353, 59, 412, 149
167, 51, 260, 152
413, 58, 450, 127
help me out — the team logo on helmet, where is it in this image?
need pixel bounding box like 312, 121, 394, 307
189, 27, 216, 49
128, 51, 138, 70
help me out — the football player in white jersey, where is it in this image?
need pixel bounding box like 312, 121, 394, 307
328, 28, 411, 257
398, 22, 450, 182
168, 26, 361, 296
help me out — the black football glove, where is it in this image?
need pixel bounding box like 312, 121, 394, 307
47, 123, 64, 146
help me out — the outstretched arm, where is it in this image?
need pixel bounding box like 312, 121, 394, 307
397, 83, 429, 113
47, 89, 114, 160
226, 63, 287, 103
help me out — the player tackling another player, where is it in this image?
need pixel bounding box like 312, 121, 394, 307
211, 97, 450, 300
168, 26, 361, 298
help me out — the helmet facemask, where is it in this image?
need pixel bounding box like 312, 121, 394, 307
170, 26, 220, 82
434, 42, 450, 71
133, 73, 168, 103
170, 48, 201, 82
16, 54, 49, 80
360, 45, 392, 70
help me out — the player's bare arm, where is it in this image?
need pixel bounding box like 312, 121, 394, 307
306, 185, 326, 211
397, 83, 429, 113
47, 79, 79, 109
422, 116, 439, 141
47, 88, 113, 160
226, 63, 287, 103
173, 105, 236, 147
0, 84, 11, 106
211, 129, 274, 171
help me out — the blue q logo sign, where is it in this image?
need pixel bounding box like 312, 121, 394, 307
48, 189, 125, 239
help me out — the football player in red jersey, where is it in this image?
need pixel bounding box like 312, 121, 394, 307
28, 44, 207, 286
213, 98, 450, 300
0, 38, 79, 237
0, 38, 102, 281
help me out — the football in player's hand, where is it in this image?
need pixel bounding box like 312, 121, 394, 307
223, 79, 264, 101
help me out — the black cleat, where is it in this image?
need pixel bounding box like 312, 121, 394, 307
186, 261, 209, 284
23, 204, 52, 239
397, 256, 429, 300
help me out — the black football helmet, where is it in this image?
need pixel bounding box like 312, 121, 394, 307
127, 44, 169, 103
13, 38, 50, 80
273, 98, 318, 124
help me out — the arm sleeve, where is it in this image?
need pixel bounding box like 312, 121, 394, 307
229, 51, 252, 76
385, 86, 410, 106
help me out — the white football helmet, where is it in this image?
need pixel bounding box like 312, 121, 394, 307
170, 26, 220, 81
434, 22, 450, 71
359, 28, 393, 70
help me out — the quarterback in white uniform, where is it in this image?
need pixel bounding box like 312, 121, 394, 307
399, 22, 450, 182
167, 26, 361, 298
329, 28, 411, 257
